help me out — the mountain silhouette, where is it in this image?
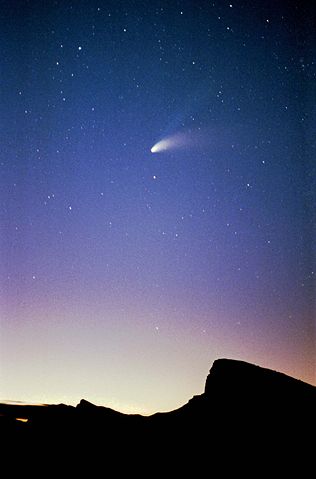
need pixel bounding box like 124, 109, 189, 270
1, 358, 315, 471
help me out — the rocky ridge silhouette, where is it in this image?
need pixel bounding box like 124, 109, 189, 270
1, 358, 315, 471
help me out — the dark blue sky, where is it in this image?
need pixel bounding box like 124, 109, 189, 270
1, 0, 315, 412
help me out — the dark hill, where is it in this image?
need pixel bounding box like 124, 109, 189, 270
1, 359, 315, 471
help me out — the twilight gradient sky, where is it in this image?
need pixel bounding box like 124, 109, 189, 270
1, 0, 315, 414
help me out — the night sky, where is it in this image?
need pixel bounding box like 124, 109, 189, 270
1, 0, 315, 414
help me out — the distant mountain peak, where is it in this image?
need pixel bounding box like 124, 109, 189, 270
77, 399, 96, 409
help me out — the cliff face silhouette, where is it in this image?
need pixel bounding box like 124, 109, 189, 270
1, 359, 315, 470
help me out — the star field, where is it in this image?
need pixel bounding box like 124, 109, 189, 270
1, 0, 315, 413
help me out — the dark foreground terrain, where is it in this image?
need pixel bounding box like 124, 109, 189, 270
1, 359, 315, 471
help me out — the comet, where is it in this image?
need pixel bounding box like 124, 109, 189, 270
150, 132, 187, 154
151, 139, 170, 153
